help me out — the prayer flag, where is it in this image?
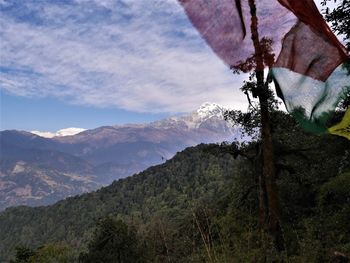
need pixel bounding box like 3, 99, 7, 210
178, 0, 350, 139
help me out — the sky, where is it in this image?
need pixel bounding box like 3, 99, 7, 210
0, 0, 337, 132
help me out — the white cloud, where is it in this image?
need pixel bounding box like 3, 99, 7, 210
0, 0, 248, 113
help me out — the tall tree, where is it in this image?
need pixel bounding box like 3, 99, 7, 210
249, 0, 283, 251
232, 0, 284, 251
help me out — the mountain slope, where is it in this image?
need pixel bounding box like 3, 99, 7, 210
0, 103, 244, 210
0, 143, 238, 261
0, 141, 99, 210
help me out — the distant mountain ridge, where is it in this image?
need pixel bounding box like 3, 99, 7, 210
0, 103, 245, 210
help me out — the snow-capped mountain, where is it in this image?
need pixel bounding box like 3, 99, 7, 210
29, 103, 230, 138
197, 102, 231, 120
0, 103, 244, 210
31, 128, 86, 138
150, 102, 233, 130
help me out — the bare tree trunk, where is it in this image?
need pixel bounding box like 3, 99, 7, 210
248, 0, 284, 251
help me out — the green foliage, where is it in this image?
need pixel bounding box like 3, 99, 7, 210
319, 172, 350, 210
224, 71, 281, 139
317, 172, 350, 252
29, 244, 76, 263
9, 246, 35, 263
79, 217, 144, 263
9, 244, 76, 263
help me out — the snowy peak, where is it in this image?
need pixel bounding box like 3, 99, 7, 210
196, 102, 230, 120
31, 128, 86, 138
150, 102, 233, 130
55, 128, 86, 137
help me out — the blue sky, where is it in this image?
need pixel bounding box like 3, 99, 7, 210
0, 0, 336, 132
0, 0, 248, 132
1, 92, 168, 131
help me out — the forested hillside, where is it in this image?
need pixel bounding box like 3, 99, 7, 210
1, 113, 349, 262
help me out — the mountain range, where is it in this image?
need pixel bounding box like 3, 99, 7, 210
0, 103, 245, 211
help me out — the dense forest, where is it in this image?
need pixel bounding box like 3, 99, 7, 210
0, 111, 349, 262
